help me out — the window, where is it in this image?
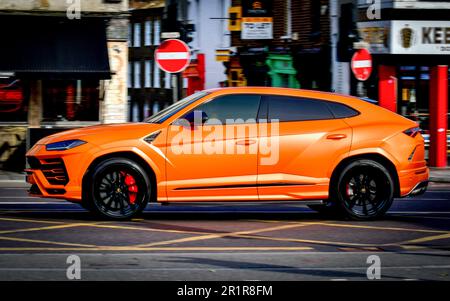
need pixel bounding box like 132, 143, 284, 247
153, 61, 160, 88
326, 101, 359, 118
127, 62, 132, 88
145, 91, 209, 124
144, 60, 152, 88
133, 23, 141, 47
154, 18, 161, 45
42, 80, 99, 122
164, 71, 171, 89
266, 96, 334, 122
189, 94, 261, 125
128, 23, 132, 47
134, 61, 141, 88
144, 20, 152, 46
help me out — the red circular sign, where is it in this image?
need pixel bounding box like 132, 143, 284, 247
351, 49, 372, 81
155, 39, 191, 73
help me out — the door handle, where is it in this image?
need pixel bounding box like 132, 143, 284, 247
327, 134, 347, 140
236, 139, 257, 146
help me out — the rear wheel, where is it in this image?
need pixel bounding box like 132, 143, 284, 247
84, 158, 151, 220
334, 159, 394, 220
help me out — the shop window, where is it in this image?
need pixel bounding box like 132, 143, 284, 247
42, 80, 99, 122
0, 78, 27, 122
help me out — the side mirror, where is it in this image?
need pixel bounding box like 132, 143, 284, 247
176, 110, 208, 129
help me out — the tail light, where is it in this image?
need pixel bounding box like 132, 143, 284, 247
403, 127, 421, 138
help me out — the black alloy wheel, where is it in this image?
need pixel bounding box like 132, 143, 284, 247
335, 159, 394, 220
85, 158, 151, 220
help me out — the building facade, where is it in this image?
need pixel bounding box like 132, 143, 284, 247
225, 0, 331, 91
331, 0, 450, 167
0, 0, 129, 171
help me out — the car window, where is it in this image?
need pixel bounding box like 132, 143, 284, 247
186, 94, 261, 125
326, 101, 359, 118
265, 95, 334, 122
144, 91, 209, 123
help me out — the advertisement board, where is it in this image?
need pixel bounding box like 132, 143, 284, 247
358, 20, 450, 55
241, 0, 273, 40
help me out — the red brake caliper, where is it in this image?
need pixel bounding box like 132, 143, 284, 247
121, 172, 138, 204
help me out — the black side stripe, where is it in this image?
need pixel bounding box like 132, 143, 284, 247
174, 182, 308, 190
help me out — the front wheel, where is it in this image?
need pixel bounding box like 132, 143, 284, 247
334, 159, 394, 220
84, 158, 151, 220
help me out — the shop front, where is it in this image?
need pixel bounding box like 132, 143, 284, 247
0, 17, 114, 171
358, 20, 450, 167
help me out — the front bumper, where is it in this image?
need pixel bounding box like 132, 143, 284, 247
25, 143, 94, 202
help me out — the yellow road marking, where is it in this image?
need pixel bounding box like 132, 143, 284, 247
133, 223, 311, 248
0, 217, 64, 225
87, 223, 211, 235
0, 246, 313, 252
0, 223, 103, 235
393, 233, 450, 246
293, 221, 449, 234
0, 236, 97, 248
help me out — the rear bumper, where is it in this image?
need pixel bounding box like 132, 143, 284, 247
403, 180, 428, 197
398, 165, 429, 197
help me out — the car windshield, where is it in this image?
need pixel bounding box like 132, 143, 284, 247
144, 91, 210, 124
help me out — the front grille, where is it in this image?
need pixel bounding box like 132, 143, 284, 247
27, 157, 69, 186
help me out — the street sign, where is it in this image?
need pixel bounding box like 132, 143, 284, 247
161, 32, 180, 39
351, 48, 372, 81
155, 39, 191, 73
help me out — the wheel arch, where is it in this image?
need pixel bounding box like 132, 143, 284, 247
330, 153, 400, 198
82, 151, 158, 202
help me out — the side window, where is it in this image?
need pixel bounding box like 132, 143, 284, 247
189, 94, 261, 125
266, 96, 334, 122
326, 101, 359, 118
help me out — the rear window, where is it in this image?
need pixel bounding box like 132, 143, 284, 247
265, 95, 334, 122
326, 102, 359, 118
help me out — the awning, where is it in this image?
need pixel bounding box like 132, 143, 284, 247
0, 17, 111, 79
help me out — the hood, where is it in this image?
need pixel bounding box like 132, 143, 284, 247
36, 123, 162, 145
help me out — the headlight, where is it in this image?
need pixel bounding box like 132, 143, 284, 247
46, 139, 86, 151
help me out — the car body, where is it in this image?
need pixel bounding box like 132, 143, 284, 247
26, 87, 429, 220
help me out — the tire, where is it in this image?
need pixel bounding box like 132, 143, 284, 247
83, 157, 151, 220
332, 159, 394, 221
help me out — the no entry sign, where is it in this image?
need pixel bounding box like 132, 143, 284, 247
351, 48, 372, 81
155, 39, 191, 73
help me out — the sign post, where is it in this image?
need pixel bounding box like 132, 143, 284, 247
155, 39, 191, 103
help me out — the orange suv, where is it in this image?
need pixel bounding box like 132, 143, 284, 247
26, 87, 429, 220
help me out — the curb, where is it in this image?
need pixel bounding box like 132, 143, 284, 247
429, 177, 450, 183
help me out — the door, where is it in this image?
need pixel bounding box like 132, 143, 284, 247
257, 95, 353, 201
165, 94, 261, 201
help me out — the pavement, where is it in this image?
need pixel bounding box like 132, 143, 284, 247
0, 182, 449, 281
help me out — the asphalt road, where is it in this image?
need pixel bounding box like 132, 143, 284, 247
0, 183, 449, 281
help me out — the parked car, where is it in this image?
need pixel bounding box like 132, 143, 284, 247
26, 87, 429, 220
